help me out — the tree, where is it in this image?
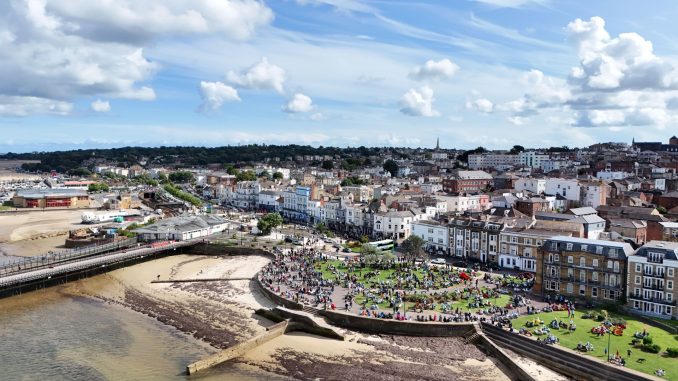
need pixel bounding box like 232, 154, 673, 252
236, 170, 257, 181
383, 159, 398, 177
259, 170, 271, 179
321, 160, 334, 170
168, 171, 194, 183
509, 145, 525, 154
88, 183, 109, 192
272, 171, 283, 180
401, 235, 425, 263
257, 212, 283, 235
225, 165, 239, 176
158, 173, 169, 184
68, 167, 92, 177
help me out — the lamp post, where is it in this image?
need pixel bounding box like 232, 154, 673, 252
607, 329, 612, 361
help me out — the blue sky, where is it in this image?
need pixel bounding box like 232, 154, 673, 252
2, 0, 678, 152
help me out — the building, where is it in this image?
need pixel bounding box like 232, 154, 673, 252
632, 136, 678, 153
232, 181, 260, 210
449, 218, 504, 263
412, 220, 449, 255
467, 153, 519, 170
13, 189, 91, 208
515, 198, 551, 216
257, 190, 282, 212
443, 170, 493, 193
499, 229, 569, 272
657, 222, 678, 242
281, 186, 311, 223
535, 237, 633, 303
519, 151, 550, 168
373, 210, 419, 241
133, 215, 228, 241
514, 178, 546, 195
626, 241, 677, 319
608, 219, 647, 245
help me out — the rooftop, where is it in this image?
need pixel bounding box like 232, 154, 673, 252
16, 188, 88, 199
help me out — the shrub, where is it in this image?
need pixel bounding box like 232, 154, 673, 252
667, 348, 678, 358
643, 336, 653, 345
641, 344, 661, 354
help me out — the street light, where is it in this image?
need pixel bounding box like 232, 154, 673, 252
607, 329, 612, 362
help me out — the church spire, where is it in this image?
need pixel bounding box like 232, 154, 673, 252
435, 137, 440, 150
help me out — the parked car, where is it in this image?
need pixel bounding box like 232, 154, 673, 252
284, 237, 294, 243
342, 247, 351, 253
430, 258, 446, 265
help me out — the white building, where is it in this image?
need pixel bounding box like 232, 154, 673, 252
596, 171, 631, 181
413, 220, 449, 255
514, 178, 546, 194
519, 151, 550, 168
468, 153, 519, 170
233, 181, 261, 209
544, 178, 580, 202
133, 215, 228, 241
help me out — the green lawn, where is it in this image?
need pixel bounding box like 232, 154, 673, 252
513, 310, 678, 380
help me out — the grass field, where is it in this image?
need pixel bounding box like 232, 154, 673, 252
512, 310, 678, 380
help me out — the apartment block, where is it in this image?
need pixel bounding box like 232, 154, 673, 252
627, 241, 678, 319
535, 237, 633, 303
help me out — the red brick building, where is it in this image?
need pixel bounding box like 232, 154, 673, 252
443, 170, 493, 194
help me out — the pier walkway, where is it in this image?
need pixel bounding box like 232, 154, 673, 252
0, 239, 201, 290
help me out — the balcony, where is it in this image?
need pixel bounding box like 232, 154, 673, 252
642, 284, 665, 291
643, 271, 666, 279
628, 295, 677, 306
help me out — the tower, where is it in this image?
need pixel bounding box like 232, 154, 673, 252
435, 137, 440, 151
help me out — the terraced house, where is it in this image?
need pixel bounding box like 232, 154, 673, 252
535, 237, 634, 303
627, 241, 678, 320
498, 228, 570, 273
449, 218, 504, 263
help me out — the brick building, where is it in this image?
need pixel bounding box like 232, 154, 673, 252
442, 170, 493, 194
12, 189, 91, 208
535, 237, 633, 303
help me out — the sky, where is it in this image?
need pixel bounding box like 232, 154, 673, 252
2, 0, 678, 152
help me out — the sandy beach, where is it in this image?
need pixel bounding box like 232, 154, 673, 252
0, 209, 101, 259
54, 252, 566, 380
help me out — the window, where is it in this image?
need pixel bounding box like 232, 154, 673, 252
566, 243, 573, 250
568, 256, 573, 264
635, 264, 641, 272
581, 244, 588, 252
566, 283, 573, 293
668, 293, 673, 302
596, 246, 603, 254
554, 254, 559, 262
579, 285, 586, 296
580, 257, 586, 267
613, 261, 620, 272
592, 259, 598, 267
592, 287, 598, 298
607, 260, 612, 269
635, 276, 641, 285
669, 280, 674, 290
592, 272, 598, 281
525, 239, 532, 245
669, 268, 674, 277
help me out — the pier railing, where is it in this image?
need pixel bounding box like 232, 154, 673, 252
0, 238, 139, 277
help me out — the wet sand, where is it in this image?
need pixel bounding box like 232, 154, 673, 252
59, 253, 520, 380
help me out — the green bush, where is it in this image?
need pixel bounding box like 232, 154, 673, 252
641, 344, 661, 354
643, 336, 653, 345
667, 348, 678, 357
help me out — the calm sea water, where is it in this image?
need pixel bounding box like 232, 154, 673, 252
0, 289, 285, 381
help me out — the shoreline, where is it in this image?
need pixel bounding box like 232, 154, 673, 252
43, 252, 559, 380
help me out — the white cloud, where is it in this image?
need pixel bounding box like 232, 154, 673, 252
91, 99, 110, 112
43, 0, 274, 42
226, 57, 287, 94
566, 16, 678, 91
409, 59, 459, 82
399, 86, 439, 117
466, 98, 494, 113
198, 81, 240, 112
0, 95, 72, 117
507, 116, 529, 125
0, 0, 271, 117
282, 93, 314, 113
